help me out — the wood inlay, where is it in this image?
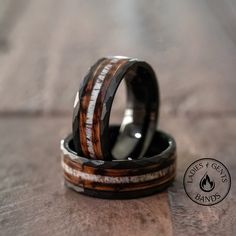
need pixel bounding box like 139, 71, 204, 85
85, 58, 121, 158
78, 58, 110, 157
62, 160, 175, 184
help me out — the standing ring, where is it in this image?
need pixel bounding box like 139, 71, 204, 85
72, 56, 159, 160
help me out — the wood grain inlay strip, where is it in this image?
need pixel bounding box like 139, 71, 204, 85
62, 159, 175, 184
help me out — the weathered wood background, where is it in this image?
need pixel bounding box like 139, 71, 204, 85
0, 0, 236, 235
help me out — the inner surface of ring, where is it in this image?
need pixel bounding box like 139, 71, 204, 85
111, 64, 158, 160
69, 126, 170, 159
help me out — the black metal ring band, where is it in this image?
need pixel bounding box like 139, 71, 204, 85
61, 126, 176, 199
72, 56, 159, 160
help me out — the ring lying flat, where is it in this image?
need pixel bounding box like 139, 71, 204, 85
72, 56, 159, 160
61, 126, 176, 199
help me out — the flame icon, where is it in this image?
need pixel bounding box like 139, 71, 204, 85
199, 172, 215, 192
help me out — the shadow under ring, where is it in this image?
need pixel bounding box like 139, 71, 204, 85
61, 125, 176, 199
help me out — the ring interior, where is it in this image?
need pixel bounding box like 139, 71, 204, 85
68, 126, 171, 160
111, 63, 159, 160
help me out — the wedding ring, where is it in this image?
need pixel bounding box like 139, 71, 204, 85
61, 126, 176, 199
72, 56, 159, 160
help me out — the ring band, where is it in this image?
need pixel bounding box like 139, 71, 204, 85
72, 56, 159, 160
61, 126, 176, 199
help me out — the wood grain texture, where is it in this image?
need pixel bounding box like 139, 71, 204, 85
0, 0, 236, 235
78, 57, 129, 160
0, 0, 236, 115
160, 116, 236, 236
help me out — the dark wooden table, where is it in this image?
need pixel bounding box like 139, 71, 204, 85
0, 0, 236, 235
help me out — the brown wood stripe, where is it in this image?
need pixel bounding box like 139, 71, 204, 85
79, 58, 110, 157
92, 58, 129, 159
63, 153, 176, 176
62, 154, 176, 192
63, 170, 176, 192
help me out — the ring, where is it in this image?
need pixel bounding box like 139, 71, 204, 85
61, 126, 176, 199
72, 56, 159, 160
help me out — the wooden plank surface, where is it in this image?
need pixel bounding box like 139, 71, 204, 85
160, 116, 236, 235
0, 0, 236, 235
0, 0, 236, 115
0, 117, 173, 236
